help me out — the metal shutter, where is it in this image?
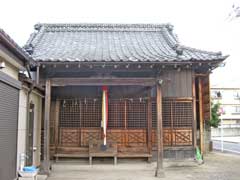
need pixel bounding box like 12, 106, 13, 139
0, 81, 19, 180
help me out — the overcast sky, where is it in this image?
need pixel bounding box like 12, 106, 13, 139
0, 0, 239, 87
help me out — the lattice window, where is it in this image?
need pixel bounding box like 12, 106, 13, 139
127, 99, 147, 128
152, 99, 193, 128
59, 98, 149, 129
81, 99, 101, 127
162, 100, 171, 127
172, 101, 193, 127
59, 99, 101, 128
108, 99, 125, 128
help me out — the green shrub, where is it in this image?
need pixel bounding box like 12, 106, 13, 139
208, 102, 221, 128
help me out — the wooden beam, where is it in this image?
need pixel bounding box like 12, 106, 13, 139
43, 79, 51, 174
50, 77, 156, 86
198, 78, 204, 154
147, 89, 152, 160
155, 83, 164, 177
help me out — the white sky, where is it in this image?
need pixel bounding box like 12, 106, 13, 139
0, 0, 240, 87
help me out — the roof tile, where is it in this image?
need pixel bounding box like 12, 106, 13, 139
24, 23, 227, 62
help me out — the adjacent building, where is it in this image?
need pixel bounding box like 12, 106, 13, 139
211, 87, 240, 137
0, 29, 43, 180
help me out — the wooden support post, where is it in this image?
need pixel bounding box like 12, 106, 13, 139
54, 100, 60, 155
36, 65, 40, 84
124, 100, 127, 129
147, 88, 152, 162
155, 83, 164, 177
43, 79, 51, 174
170, 102, 174, 146
198, 78, 204, 154
192, 74, 197, 149
124, 100, 127, 146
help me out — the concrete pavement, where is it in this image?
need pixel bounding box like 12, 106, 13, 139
47, 152, 240, 180
212, 140, 240, 154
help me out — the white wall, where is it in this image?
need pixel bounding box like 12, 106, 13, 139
30, 92, 42, 166
16, 87, 42, 171
17, 89, 27, 171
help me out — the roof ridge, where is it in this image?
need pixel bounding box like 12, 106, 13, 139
34, 23, 174, 32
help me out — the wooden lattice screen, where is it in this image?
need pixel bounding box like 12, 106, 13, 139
108, 99, 125, 128
127, 99, 147, 128
59, 99, 101, 128
58, 98, 193, 148
59, 98, 148, 129
152, 99, 193, 128
152, 98, 193, 146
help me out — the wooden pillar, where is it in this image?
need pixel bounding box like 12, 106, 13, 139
124, 100, 127, 129
43, 79, 51, 174
124, 100, 127, 146
155, 83, 164, 177
54, 100, 60, 153
192, 74, 197, 149
36, 65, 40, 85
198, 78, 204, 154
147, 88, 152, 158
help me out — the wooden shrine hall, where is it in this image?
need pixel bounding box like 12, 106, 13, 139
24, 23, 227, 172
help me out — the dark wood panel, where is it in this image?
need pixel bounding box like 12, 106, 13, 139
162, 70, 193, 97
201, 75, 210, 121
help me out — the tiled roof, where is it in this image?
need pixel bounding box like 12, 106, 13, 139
24, 23, 227, 62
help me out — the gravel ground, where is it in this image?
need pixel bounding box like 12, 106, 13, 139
47, 152, 240, 180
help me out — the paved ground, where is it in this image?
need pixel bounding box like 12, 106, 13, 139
213, 140, 240, 154
47, 152, 240, 180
